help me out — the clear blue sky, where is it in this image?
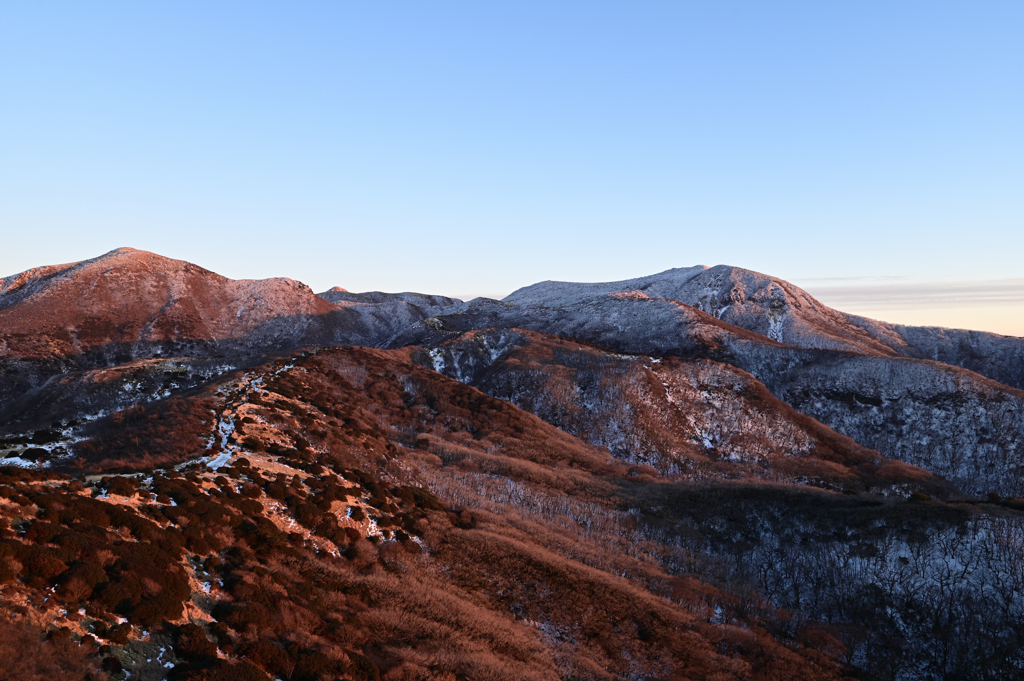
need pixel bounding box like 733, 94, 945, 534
2, 3, 1022, 330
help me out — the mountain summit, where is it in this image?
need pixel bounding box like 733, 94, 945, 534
0, 248, 335, 359
501, 264, 1024, 391
0, 248, 460, 362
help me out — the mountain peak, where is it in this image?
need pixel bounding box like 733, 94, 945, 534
101, 246, 141, 256
0, 248, 337, 359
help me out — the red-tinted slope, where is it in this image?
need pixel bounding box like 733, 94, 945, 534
0, 248, 337, 360
35, 345, 848, 680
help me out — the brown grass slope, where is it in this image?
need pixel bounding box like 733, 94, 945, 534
0, 248, 337, 360
0, 346, 859, 680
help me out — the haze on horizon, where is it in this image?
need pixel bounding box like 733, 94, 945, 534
2, 3, 1022, 335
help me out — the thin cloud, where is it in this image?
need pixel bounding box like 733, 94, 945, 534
803, 279, 1024, 310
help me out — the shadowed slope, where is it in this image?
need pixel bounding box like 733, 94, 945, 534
409, 328, 947, 495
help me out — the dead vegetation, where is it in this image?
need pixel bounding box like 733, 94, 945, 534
0, 346, 860, 680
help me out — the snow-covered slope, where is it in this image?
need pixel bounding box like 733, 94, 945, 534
395, 294, 1024, 496
505, 264, 903, 355
318, 286, 460, 310
505, 264, 1024, 389
504, 265, 709, 307
5, 249, 1024, 495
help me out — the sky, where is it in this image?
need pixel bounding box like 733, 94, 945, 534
2, 2, 1023, 335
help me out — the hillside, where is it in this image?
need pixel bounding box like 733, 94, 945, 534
0, 248, 460, 365
2, 347, 860, 681
505, 265, 1024, 389
410, 328, 943, 495
3, 248, 1024, 681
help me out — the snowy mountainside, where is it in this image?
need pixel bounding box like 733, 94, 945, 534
759, 353, 1024, 497
411, 328, 947, 495
0, 345, 864, 681
503, 265, 708, 307
4, 248, 1024, 680
506, 264, 1024, 389
505, 264, 903, 355
317, 286, 461, 311
848, 316, 1024, 391
395, 296, 1024, 496
0, 249, 460, 424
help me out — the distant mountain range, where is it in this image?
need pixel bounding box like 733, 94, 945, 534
4, 247, 1022, 496
2, 247, 1024, 680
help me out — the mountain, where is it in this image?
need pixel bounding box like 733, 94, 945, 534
410, 328, 944, 495
3, 248, 1024, 681
0, 248, 460, 429
506, 264, 1024, 390
393, 278, 1024, 496
0, 247, 336, 359
318, 285, 460, 311
0, 248, 461, 364
504, 264, 900, 355
1, 346, 863, 681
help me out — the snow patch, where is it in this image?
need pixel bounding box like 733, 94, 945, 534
428, 348, 446, 373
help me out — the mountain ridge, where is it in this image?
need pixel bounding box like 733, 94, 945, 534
4, 248, 1024, 496
3, 247, 1024, 680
